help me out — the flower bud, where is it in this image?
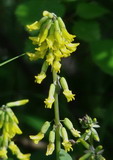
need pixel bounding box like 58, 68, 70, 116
41, 61, 49, 73
54, 19, 63, 44
49, 131, 55, 143
63, 118, 73, 130
61, 127, 68, 141
48, 83, 55, 97
95, 145, 103, 152
57, 17, 65, 28
91, 128, 100, 142
38, 16, 49, 28
38, 19, 52, 44
41, 121, 50, 134
43, 11, 54, 18
78, 138, 90, 149
60, 77, 68, 90
79, 153, 92, 160
6, 99, 29, 107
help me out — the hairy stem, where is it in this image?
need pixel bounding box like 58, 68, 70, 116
52, 69, 61, 160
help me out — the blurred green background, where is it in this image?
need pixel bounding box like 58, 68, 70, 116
0, 0, 113, 159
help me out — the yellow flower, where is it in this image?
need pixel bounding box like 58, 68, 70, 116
61, 127, 73, 152
12, 123, 22, 135
35, 73, 46, 84
0, 147, 7, 159
44, 96, 55, 109
63, 89, 75, 102
26, 21, 39, 31
9, 141, 19, 154
61, 28, 75, 42
17, 153, 31, 160
30, 132, 44, 144
54, 49, 63, 59
29, 36, 39, 45
26, 52, 39, 61
60, 46, 71, 57
53, 60, 61, 73
71, 128, 81, 137
9, 141, 31, 160
46, 143, 55, 156
46, 53, 54, 65
35, 41, 48, 52
62, 140, 73, 152
66, 43, 80, 52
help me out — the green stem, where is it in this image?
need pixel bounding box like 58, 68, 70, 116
52, 69, 61, 160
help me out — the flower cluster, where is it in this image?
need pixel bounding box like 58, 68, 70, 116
27, 10, 80, 158
30, 118, 80, 155
0, 100, 31, 160
26, 10, 79, 82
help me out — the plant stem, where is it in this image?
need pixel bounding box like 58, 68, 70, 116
52, 69, 61, 160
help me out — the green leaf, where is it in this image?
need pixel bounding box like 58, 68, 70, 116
73, 20, 101, 42
76, 2, 109, 19
59, 149, 72, 160
0, 53, 25, 67
15, 0, 65, 26
90, 40, 113, 75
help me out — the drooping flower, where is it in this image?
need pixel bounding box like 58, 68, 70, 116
46, 143, 55, 156
46, 130, 55, 156
30, 121, 50, 144
63, 118, 81, 137
52, 60, 61, 73
44, 83, 55, 109
46, 52, 54, 65
70, 128, 81, 137
0, 147, 7, 159
35, 73, 46, 84
26, 52, 39, 61
26, 21, 39, 31
17, 153, 31, 160
62, 140, 73, 152
9, 141, 31, 160
44, 96, 55, 109
63, 89, 75, 102
30, 132, 44, 144
61, 127, 73, 152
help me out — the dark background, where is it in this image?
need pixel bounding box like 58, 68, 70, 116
0, 0, 113, 159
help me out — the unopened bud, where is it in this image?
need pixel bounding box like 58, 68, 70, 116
79, 152, 92, 160
41, 121, 50, 134
61, 127, 68, 141
49, 131, 55, 143
63, 118, 73, 130
49, 84, 55, 97
91, 128, 100, 142
60, 77, 68, 90
6, 99, 29, 107
41, 61, 49, 73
